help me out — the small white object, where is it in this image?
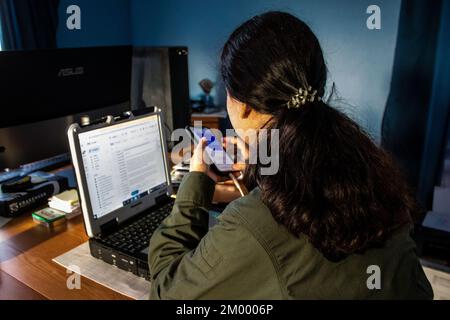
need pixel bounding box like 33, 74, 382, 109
49, 189, 80, 214
422, 211, 450, 233
53, 242, 150, 300
422, 266, 450, 300
432, 187, 450, 214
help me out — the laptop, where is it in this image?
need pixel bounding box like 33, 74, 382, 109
68, 108, 174, 280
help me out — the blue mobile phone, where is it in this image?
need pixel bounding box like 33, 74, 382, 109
186, 126, 237, 174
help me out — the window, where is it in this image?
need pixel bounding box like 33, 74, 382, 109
438, 121, 450, 187
0, 19, 2, 51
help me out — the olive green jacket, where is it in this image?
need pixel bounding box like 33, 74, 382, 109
148, 172, 433, 299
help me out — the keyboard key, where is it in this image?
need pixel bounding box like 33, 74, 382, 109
102, 202, 173, 253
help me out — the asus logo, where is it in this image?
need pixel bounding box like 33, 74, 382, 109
58, 67, 84, 77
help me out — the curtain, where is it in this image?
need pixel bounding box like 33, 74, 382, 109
0, 17, 3, 50
0, 0, 60, 50
381, 0, 445, 206
417, 1, 450, 206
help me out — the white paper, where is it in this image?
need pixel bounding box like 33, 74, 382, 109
53, 242, 150, 300
422, 211, 450, 233
432, 187, 450, 214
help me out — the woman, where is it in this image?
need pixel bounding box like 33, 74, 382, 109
148, 11, 433, 299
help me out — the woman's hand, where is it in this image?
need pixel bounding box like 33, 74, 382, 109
190, 137, 227, 182
223, 135, 248, 172
190, 138, 245, 203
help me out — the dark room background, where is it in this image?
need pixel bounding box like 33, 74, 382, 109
55, 0, 402, 143
1, 0, 450, 208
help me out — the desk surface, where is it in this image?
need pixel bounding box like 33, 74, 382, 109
0, 159, 237, 300
0, 213, 129, 300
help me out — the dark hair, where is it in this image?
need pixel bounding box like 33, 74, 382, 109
221, 11, 415, 261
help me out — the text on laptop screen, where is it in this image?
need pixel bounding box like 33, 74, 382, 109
78, 115, 167, 219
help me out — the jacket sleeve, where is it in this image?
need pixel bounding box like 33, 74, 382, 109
147, 172, 282, 299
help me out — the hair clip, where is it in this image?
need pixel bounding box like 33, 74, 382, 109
287, 86, 321, 109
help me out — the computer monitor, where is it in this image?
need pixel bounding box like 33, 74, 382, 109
0, 46, 132, 170
78, 115, 168, 220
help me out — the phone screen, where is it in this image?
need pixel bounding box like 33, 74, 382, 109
190, 127, 235, 172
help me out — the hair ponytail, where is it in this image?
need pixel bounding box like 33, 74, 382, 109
222, 11, 415, 261
254, 101, 413, 260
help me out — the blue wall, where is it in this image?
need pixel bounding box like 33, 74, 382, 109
130, 0, 402, 140
54, 0, 402, 140
57, 0, 131, 48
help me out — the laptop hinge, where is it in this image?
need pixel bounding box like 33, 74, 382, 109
99, 217, 119, 236
155, 194, 169, 205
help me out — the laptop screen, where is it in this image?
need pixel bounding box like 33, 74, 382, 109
78, 115, 167, 220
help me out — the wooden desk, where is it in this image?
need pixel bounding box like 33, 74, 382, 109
0, 269, 45, 300
0, 130, 235, 300
0, 212, 130, 300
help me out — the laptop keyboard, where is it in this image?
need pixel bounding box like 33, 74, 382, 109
102, 202, 173, 256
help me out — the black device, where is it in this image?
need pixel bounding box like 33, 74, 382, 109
131, 47, 191, 136
89, 201, 172, 279
0, 46, 132, 170
0, 171, 69, 217
68, 109, 174, 279
0, 153, 71, 184
1, 176, 33, 193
